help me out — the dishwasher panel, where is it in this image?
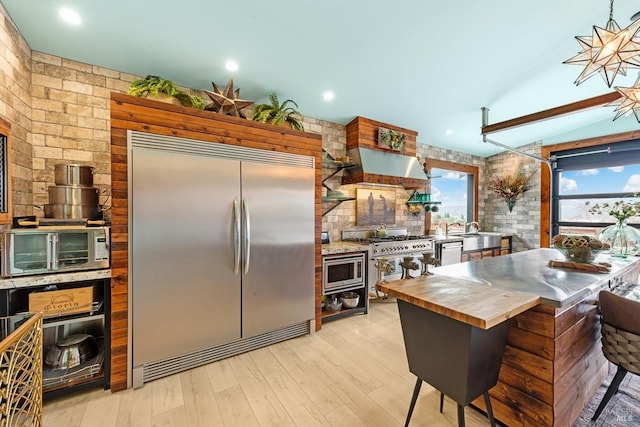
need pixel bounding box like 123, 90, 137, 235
440, 242, 462, 266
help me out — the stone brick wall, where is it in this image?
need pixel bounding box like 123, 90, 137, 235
29, 52, 136, 216
484, 142, 542, 251
0, 5, 32, 218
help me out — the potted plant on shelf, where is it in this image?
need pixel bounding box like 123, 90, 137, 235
127, 75, 205, 109
251, 93, 304, 130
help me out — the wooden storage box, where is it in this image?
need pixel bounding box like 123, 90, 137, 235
28, 286, 93, 318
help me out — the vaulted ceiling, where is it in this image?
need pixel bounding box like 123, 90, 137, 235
2, 0, 640, 156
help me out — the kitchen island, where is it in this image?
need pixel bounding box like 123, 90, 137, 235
377, 248, 640, 427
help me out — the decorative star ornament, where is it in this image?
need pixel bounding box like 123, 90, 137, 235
610, 74, 640, 122
204, 78, 254, 118
564, 17, 640, 87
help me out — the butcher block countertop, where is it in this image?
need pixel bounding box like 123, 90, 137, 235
376, 275, 540, 329
376, 248, 640, 329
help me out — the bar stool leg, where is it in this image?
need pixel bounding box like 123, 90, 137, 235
484, 392, 496, 427
592, 366, 628, 421
404, 378, 423, 427
439, 392, 445, 413
457, 404, 465, 427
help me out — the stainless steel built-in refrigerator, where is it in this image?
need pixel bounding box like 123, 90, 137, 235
129, 131, 315, 387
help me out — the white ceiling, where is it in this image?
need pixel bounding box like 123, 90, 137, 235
2, 0, 640, 157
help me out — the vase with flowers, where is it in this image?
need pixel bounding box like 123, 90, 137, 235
585, 196, 640, 258
488, 167, 534, 212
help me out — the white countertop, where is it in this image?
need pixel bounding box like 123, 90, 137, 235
322, 242, 369, 255
0, 269, 111, 289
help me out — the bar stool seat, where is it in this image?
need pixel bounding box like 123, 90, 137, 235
591, 290, 640, 421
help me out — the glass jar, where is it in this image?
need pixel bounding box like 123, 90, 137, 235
598, 219, 640, 258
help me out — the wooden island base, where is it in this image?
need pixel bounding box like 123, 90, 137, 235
378, 250, 640, 427
471, 296, 608, 426
472, 259, 639, 426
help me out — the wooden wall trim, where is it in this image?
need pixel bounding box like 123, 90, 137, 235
539, 130, 640, 246
481, 92, 621, 135
0, 117, 11, 225
110, 93, 322, 392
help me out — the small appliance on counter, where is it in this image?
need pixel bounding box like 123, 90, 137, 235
1, 226, 110, 277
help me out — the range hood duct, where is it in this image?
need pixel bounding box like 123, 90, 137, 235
342, 147, 427, 188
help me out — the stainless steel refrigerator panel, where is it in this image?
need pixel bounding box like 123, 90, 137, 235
131, 147, 242, 367
240, 161, 315, 337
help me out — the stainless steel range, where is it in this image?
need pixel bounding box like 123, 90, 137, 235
342, 228, 435, 298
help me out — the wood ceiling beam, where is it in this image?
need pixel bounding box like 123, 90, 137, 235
481, 91, 621, 135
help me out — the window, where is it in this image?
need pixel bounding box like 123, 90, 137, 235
424, 159, 478, 233
551, 140, 640, 236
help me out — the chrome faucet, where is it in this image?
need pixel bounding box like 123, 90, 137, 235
465, 221, 480, 233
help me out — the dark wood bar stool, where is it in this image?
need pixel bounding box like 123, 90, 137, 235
397, 300, 508, 427
591, 290, 640, 421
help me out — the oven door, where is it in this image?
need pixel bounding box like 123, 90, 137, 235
322, 253, 365, 293
2, 231, 54, 277
56, 229, 110, 272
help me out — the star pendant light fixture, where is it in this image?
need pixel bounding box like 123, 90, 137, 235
564, 0, 640, 87
610, 72, 640, 121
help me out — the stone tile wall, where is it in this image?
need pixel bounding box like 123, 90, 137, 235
484, 142, 542, 251
29, 52, 136, 216
0, 6, 32, 218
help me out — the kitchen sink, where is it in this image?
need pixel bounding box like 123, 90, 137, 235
459, 234, 482, 251
457, 232, 502, 251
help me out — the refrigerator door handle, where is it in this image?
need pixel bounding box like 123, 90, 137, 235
242, 198, 251, 274
233, 198, 241, 275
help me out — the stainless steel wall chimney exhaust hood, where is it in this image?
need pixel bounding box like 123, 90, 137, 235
343, 116, 427, 189
342, 147, 427, 189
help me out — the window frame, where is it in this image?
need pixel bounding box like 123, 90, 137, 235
541, 132, 640, 247
423, 158, 478, 231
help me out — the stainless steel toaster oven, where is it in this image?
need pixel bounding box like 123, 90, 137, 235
1, 227, 109, 277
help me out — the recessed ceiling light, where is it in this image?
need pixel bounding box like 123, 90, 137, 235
59, 8, 81, 25
225, 60, 238, 72
323, 91, 334, 101
445, 129, 453, 135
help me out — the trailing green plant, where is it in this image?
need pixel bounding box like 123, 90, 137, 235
127, 75, 204, 109
173, 92, 205, 109
252, 93, 304, 130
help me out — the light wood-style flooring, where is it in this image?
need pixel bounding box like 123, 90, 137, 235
43, 299, 494, 426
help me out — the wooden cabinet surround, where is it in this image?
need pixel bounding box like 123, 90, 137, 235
109, 93, 322, 392
343, 116, 426, 189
